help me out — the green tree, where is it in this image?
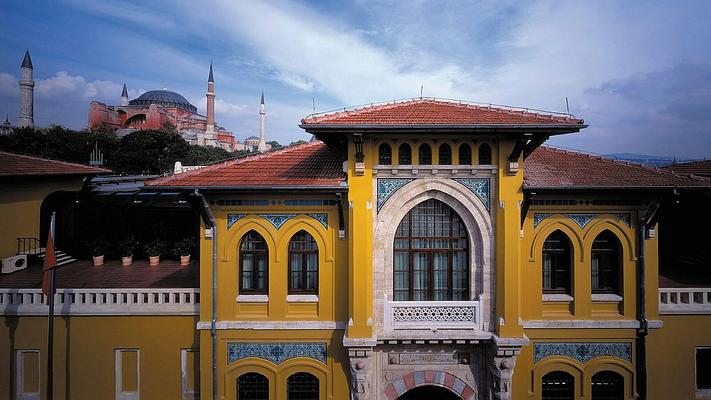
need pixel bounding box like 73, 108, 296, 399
184, 145, 233, 165
112, 130, 190, 174
266, 140, 283, 150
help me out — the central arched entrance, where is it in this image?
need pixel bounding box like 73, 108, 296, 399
399, 385, 461, 400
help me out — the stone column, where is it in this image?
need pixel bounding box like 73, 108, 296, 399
488, 339, 526, 400
345, 342, 375, 400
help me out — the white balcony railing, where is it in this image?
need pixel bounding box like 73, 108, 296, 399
384, 300, 482, 330
0, 288, 199, 316
659, 288, 711, 314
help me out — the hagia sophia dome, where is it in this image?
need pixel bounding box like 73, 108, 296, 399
129, 89, 197, 113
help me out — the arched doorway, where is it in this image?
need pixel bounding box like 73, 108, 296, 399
399, 385, 461, 400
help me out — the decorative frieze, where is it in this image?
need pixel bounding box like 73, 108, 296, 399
227, 214, 246, 229
377, 178, 414, 213
307, 213, 328, 229
227, 213, 328, 230
533, 213, 632, 228
533, 342, 632, 364
451, 178, 490, 211
227, 342, 327, 365
389, 352, 466, 365
385, 301, 482, 330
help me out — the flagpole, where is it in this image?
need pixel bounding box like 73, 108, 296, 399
46, 212, 56, 400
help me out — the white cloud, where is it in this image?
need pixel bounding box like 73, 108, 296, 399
0, 73, 18, 98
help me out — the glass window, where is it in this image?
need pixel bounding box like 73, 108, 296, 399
237, 372, 268, 400
459, 144, 472, 165
287, 372, 319, 400
542, 370, 574, 400
378, 143, 392, 165
398, 144, 412, 165
479, 143, 492, 165
542, 230, 572, 294
591, 371, 624, 400
698, 348, 711, 391
439, 143, 451, 165
240, 231, 268, 294
393, 199, 468, 301
592, 231, 621, 294
418, 144, 432, 165
288, 231, 319, 294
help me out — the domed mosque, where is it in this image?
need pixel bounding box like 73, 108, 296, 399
88, 63, 267, 152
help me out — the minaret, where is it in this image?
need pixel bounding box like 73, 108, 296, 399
19, 51, 34, 128
120, 83, 129, 106
206, 62, 215, 135
257, 91, 267, 153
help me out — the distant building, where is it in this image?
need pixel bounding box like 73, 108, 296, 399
88, 63, 243, 152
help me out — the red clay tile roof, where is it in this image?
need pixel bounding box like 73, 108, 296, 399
0, 259, 198, 289
524, 146, 711, 189
301, 98, 584, 126
147, 141, 346, 189
0, 151, 110, 177
661, 160, 711, 178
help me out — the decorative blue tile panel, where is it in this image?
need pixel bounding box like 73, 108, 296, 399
533, 342, 631, 364
533, 213, 553, 228
227, 214, 246, 229
452, 178, 490, 211
565, 214, 597, 228
615, 213, 631, 227
307, 213, 328, 229
377, 178, 414, 213
227, 343, 327, 365
259, 214, 296, 229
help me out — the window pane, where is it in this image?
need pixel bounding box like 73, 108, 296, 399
459, 144, 472, 165
439, 144, 451, 165
418, 144, 432, 165
542, 371, 574, 400
698, 348, 711, 390
288, 231, 318, 294
542, 230, 572, 294
240, 231, 268, 294
287, 372, 319, 400
237, 372, 268, 400
592, 371, 624, 400
398, 144, 412, 165
592, 231, 621, 294
479, 144, 492, 165
379, 143, 392, 165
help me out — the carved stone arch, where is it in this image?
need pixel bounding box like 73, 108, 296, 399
373, 177, 495, 332
583, 219, 636, 262
530, 218, 584, 263
384, 370, 476, 400
223, 217, 277, 263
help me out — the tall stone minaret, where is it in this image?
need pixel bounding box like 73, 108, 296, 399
19, 51, 34, 128
206, 62, 215, 136
257, 91, 267, 153
120, 83, 129, 106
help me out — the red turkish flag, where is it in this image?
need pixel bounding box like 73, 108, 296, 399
42, 225, 57, 297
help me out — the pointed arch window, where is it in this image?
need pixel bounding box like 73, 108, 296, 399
288, 231, 319, 294
478, 143, 492, 165
239, 231, 268, 294
542, 230, 572, 294
592, 231, 621, 294
287, 372, 319, 400
439, 143, 452, 165
542, 371, 574, 400
591, 371, 624, 400
237, 372, 268, 400
393, 199, 469, 301
398, 144, 412, 165
418, 144, 432, 165
378, 143, 392, 165
459, 144, 472, 165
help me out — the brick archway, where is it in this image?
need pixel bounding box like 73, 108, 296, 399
383, 370, 476, 400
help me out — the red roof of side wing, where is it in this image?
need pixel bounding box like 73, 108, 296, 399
300, 98, 584, 127
0, 151, 110, 177
146, 141, 346, 189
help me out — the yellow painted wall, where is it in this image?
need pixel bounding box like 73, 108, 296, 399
0, 315, 199, 400
0, 176, 84, 259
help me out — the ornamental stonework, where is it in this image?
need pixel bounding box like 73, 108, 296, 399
227, 342, 327, 365
533, 342, 631, 364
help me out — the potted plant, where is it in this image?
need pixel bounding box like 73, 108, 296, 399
144, 239, 167, 266
90, 238, 109, 266
173, 237, 196, 266
119, 236, 138, 266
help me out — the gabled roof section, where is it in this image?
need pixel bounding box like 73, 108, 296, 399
146, 141, 346, 189
524, 146, 711, 189
0, 151, 110, 177
301, 98, 584, 129
661, 159, 711, 178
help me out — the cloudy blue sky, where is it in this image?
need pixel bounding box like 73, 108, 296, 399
1, 0, 710, 157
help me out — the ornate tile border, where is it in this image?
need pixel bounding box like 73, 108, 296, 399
533, 342, 631, 364
259, 214, 297, 229
377, 178, 414, 213
533, 213, 632, 228
227, 214, 247, 229
306, 213, 328, 229
228, 214, 328, 230
227, 342, 327, 365
451, 178, 490, 211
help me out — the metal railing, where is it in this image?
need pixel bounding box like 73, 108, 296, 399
16, 237, 41, 255
659, 288, 711, 314
0, 288, 200, 316
384, 300, 483, 330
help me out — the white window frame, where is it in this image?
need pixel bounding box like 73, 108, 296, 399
16, 349, 40, 400
697, 347, 711, 399
181, 349, 199, 400
115, 348, 140, 400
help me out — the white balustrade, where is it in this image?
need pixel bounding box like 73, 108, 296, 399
384, 301, 482, 330
659, 288, 711, 314
0, 288, 199, 316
